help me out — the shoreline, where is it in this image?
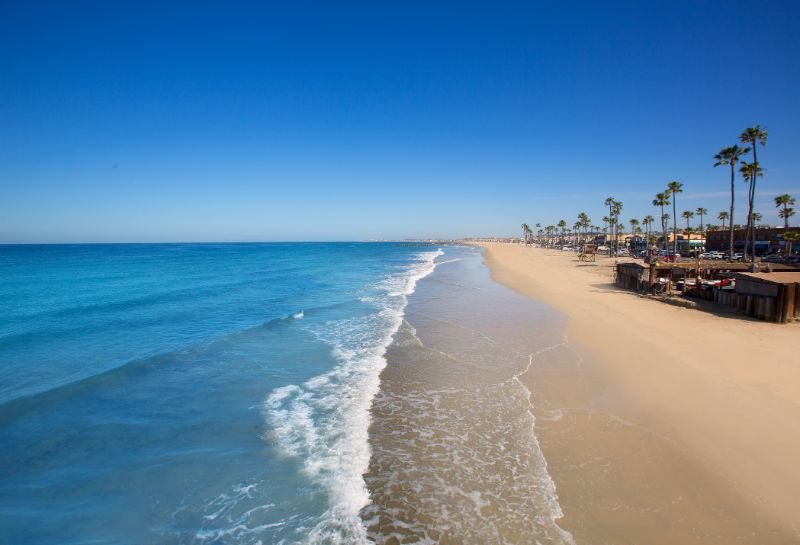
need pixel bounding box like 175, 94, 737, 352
364, 245, 577, 544
477, 242, 800, 543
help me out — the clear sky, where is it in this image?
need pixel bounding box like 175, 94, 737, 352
2, 1, 799, 242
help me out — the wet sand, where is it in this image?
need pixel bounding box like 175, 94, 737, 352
364, 246, 575, 544
480, 243, 800, 544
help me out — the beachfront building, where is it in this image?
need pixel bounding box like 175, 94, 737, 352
655, 232, 706, 254
705, 227, 799, 255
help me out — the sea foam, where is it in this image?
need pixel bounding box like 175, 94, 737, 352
264, 249, 442, 544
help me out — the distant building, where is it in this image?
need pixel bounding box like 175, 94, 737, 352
655, 232, 705, 252
705, 227, 799, 254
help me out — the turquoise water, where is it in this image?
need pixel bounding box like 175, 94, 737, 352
0, 243, 442, 544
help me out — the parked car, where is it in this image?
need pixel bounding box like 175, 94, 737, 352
762, 254, 786, 263
722, 252, 744, 261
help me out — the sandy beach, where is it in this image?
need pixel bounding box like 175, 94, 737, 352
479, 242, 800, 544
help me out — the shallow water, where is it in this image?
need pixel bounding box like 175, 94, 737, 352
363, 246, 574, 544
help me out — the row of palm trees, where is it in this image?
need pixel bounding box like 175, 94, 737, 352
523, 125, 797, 261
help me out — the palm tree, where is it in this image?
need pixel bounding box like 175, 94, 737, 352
782, 231, 799, 257
612, 201, 623, 256
629, 219, 639, 252
577, 212, 591, 245
774, 194, 796, 228
682, 211, 694, 256
535, 223, 542, 244
609, 217, 617, 252
740, 126, 768, 263
749, 212, 763, 254
695, 207, 708, 233
642, 215, 655, 250
667, 181, 683, 258
652, 192, 671, 251
717, 211, 729, 233
739, 162, 763, 260
521, 223, 530, 244
604, 197, 616, 254
780, 207, 796, 228
557, 220, 567, 245
714, 145, 749, 259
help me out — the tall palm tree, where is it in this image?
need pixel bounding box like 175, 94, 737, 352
604, 197, 616, 254
667, 181, 683, 258
521, 223, 530, 244
740, 126, 768, 263
774, 194, 796, 228
535, 223, 542, 244
611, 201, 623, 256
695, 207, 708, 233
652, 192, 671, 250
629, 219, 639, 252
643, 215, 655, 250
714, 145, 749, 259
577, 212, 591, 244
682, 210, 695, 256
717, 211, 729, 233
739, 162, 763, 260
609, 217, 617, 252
557, 220, 567, 245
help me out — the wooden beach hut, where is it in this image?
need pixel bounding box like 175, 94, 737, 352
725, 272, 800, 323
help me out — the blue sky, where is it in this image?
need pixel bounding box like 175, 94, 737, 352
2, 1, 799, 242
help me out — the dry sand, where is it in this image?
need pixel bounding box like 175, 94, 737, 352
478, 242, 800, 544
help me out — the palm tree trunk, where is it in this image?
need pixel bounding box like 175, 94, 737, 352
672, 199, 678, 259
729, 163, 735, 260
748, 146, 758, 262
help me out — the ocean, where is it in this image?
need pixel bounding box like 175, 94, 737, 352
0, 243, 572, 545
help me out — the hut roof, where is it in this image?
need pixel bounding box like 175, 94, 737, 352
620, 261, 797, 272
732, 272, 800, 285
